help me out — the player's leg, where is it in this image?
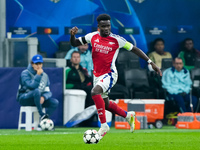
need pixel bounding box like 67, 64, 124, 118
169, 94, 187, 112
92, 73, 113, 139
19, 89, 45, 117
91, 85, 109, 139
103, 71, 135, 132
91, 85, 106, 123
104, 97, 135, 132
125, 111, 136, 132
184, 94, 198, 112
105, 98, 127, 117
42, 98, 59, 116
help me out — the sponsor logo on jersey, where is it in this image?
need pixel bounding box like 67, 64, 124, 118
94, 43, 112, 51
94, 43, 113, 54
95, 39, 99, 42
98, 112, 103, 115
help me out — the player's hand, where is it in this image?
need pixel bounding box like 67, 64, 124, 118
40, 96, 45, 104
70, 26, 78, 36
149, 62, 162, 76
37, 68, 43, 75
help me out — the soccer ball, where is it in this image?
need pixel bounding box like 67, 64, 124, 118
83, 129, 100, 144
40, 119, 54, 131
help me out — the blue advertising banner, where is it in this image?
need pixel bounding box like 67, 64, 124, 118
9, 27, 31, 35
37, 27, 59, 35
119, 27, 140, 35
6, 0, 200, 62
177, 25, 193, 34
65, 27, 87, 35
146, 26, 167, 35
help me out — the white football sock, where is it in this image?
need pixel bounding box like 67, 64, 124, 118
101, 123, 108, 128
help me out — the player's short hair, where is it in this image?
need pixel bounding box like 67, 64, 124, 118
96, 14, 111, 23
181, 38, 194, 51
174, 57, 183, 62
71, 51, 80, 57
183, 38, 193, 44
153, 38, 165, 45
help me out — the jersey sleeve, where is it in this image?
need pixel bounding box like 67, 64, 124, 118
117, 36, 134, 51
78, 32, 94, 45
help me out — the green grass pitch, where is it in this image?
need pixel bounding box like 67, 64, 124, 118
0, 126, 200, 150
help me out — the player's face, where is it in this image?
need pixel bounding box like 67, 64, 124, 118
184, 40, 194, 51
173, 58, 183, 72
78, 44, 88, 53
98, 20, 111, 37
71, 53, 80, 65
32, 63, 43, 71
154, 41, 164, 54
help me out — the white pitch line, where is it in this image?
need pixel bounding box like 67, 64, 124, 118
132, 129, 200, 133
0, 132, 82, 136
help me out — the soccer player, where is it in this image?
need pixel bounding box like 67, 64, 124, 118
70, 14, 162, 139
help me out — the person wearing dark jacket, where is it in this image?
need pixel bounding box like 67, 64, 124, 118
178, 38, 200, 70
65, 51, 94, 108
17, 54, 59, 120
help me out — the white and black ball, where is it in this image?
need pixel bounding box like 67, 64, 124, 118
40, 119, 54, 131
83, 129, 100, 144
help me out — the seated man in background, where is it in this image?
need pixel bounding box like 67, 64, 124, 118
65, 43, 93, 76
178, 38, 200, 71
17, 54, 59, 122
65, 51, 94, 108
148, 38, 172, 68
162, 57, 197, 112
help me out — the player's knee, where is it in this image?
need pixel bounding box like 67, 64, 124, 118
91, 89, 97, 96
91, 89, 100, 96
33, 88, 41, 97
52, 99, 59, 108
91, 85, 103, 96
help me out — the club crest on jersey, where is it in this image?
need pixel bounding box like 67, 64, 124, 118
109, 42, 115, 45
95, 39, 99, 42
100, 79, 103, 82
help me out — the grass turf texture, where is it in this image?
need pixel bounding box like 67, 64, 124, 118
0, 126, 200, 150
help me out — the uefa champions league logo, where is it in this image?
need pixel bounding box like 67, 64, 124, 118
39, 81, 45, 90
50, 0, 60, 3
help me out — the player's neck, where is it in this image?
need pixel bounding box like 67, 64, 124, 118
100, 32, 111, 37
156, 51, 164, 55
72, 64, 79, 70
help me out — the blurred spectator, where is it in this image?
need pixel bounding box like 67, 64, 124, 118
65, 43, 93, 76
65, 51, 94, 108
178, 38, 200, 70
148, 38, 172, 68
162, 57, 197, 112
17, 54, 59, 120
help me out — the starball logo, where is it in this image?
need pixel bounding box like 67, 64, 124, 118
94, 43, 112, 54
134, 0, 145, 3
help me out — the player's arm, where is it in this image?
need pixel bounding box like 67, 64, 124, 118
70, 26, 82, 47
131, 46, 162, 76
